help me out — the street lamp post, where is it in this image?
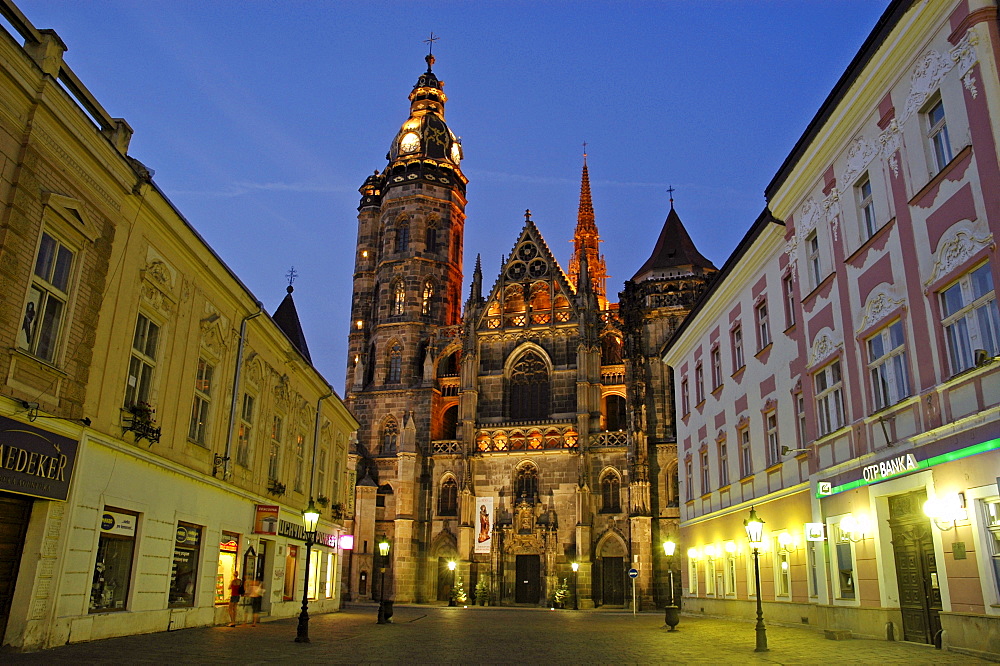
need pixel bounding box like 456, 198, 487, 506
744, 506, 768, 652
376, 535, 391, 624
571, 562, 579, 610
662, 540, 679, 631
447, 560, 457, 606
295, 499, 320, 643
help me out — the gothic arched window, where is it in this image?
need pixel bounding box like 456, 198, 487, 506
364, 343, 376, 386
387, 342, 403, 384
396, 222, 410, 253
438, 477, 458, 516
376, 482, 393, 507
515, 464, 538, 503
422, 279, 434, 316
604, 394, 627, 431
601, 334, 623, 365
441, 404, 458, 439
392, 281, 406, 316
509, 351, 549, 421
380, 418, 398, 455
601, 471, 621, 513
425, 219, 439, 254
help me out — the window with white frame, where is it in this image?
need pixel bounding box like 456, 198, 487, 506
124, 313, 160, 409
685, 460, 693, 501
806, 232, 822, 289
688, 556, 698, 594
775, 538, 791, 597
807, 541, 819, 597
857, 173, 879, 240
766, 411, 780, 464
939, 262, 1000, 374
700, 450, 710, 495
732, 325, 745, 371
187, 358, 214, 446
796, 392, 807, 448
294, 433, 305, 493
739, 427, 752, 477
746, 551, 757, 596
695, 363, 704, 404
711, 347, 723, 390
815, 360, 845, 436
981, 498, 1000, 597
317, 447, 328, 500
724, 550, 736, 596
718, 439, 729, 487
704, 556, 716, 595
926, 96, 953, 173
756, 300, 771, 349
236, 393, 255, 467
833, 522, 856, 599
868, 320, 911, 410
680, 378, 690, 415
782, 274, 795, 328
18, 232, 75, 363
268, 416, 283, 482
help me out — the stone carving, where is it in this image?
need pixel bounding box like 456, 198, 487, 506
857, 286, 905, 333
810, 328, 842, 366
144, 260, 172, 288
962, 71, 978, 99
924, 222, 993, 286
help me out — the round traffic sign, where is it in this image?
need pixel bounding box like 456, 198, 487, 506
628, 568, 639, 578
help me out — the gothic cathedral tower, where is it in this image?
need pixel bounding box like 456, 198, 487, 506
345, 53, 466, 601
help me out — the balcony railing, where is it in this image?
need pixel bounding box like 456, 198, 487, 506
475, 424, 578, 452
431, 440, 461, 454
591, 431, 628, 448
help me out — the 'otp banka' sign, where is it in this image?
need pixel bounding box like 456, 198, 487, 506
862, 453, 917, 483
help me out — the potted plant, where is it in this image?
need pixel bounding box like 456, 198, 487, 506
266, 479, 286, 496
122, 401, 161, 445
475, 578, 489, 606
330, 502, 346, 520
315, 495, 330, 508
551, 578, 569, 609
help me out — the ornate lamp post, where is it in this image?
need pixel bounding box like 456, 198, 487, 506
447, 560, 457, 606
662, 540, 679, 631
377, 535, 391, 624
744, 506, 768, 652
295, 499, 320, 643
571, 562, 579, 610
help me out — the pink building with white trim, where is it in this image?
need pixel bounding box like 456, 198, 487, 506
662, 1, 1000, 658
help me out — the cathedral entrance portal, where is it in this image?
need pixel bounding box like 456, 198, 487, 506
601, 557, 625, 606
515, 555, 540, 603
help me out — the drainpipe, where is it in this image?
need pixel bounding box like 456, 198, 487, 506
221, 302, 263, 478
309, 391, 334, 499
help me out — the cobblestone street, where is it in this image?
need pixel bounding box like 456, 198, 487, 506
1, 604, 990, 664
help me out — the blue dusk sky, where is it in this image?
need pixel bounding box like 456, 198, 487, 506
10, 1, 890, 392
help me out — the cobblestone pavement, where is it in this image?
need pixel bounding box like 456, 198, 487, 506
2, 604, 991, 664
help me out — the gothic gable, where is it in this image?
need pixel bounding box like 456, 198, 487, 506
478, 217, 579, 332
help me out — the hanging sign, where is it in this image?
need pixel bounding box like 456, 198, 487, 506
0, 414, 79, 501
805, 523, 826, 541
474, 496, 494, 554
254, 504, 279, 534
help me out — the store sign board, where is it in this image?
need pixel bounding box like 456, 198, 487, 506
0, 414, 79, 501
101, 510, 136, 537
804, 523, 825, 541
254, 504, 279, 534
862, 453, 918, 483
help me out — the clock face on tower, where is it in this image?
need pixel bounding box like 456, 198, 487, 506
400, 132, 420, 154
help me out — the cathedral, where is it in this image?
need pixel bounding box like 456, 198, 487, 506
342, 53, 716, 608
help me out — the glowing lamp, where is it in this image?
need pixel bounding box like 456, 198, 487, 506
663, 540, 676, 557
744, 506, 764, 544
377, 535, 390, 558
447, 560, 457, 571
571, 562, 579, 572
338, 534, 354, 550
302, 500, 320, 534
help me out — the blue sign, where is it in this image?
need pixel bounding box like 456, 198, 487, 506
628, 568, 639, 579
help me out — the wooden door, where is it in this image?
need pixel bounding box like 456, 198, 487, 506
0, 494, 32, 638
602, 556, 625, 606
889, 491, 942, 644
515, 555, 540, 603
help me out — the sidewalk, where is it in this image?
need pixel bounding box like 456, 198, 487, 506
2, 606, 991, 664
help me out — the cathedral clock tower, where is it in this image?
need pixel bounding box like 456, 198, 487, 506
344, 51, 467, 602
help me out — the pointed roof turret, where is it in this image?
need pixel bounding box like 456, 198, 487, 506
568, 151, 608, 308
272, 284, 312, 363
631, 198, 716, 283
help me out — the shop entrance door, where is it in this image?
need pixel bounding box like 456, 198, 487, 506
0, 493, 32, 638
514, 555, 539, 603
602, 556, 625, 606
889, 490, 942, 644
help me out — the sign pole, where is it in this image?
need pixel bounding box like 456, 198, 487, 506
632, 577, 637, 616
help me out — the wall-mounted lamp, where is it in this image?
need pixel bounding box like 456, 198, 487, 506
777, 532, 798, 553
924, 492, 967, 531
974, 348, 993, 367
687, 547, 700, 560
704, 544, 718, 560
780, 445, 810, 456
724, 541, 737, 555
839, 513, 870, 543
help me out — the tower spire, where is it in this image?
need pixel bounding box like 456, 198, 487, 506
568, 150, 608, 308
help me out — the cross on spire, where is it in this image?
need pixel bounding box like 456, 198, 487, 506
424, 32, 439, 55
524, 209, 532, 222
667, 184, 675, 209
286, 266, 298, 287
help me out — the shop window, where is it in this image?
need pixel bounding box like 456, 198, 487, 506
807, 541, 819, 598
833, 522, 856, 600
269, 415, 283, 481
814, 360, 845, 436
724, 551, 737, 596
775, 538, 790, 597
169, 522, 203, 608
325, 553, 335, 599
688, 557, 698, 595
124, 312, 159, 409
284, 545, 298, 600
867, 321, 911, 410
18, 231, 74, 363
746, 550, 757, 596
939, 262, 1000, 374
982, 498, 1000, 596
704, 555, 716, 595
236, 393, 255, 467
188, 358, 214, 446
308, 548, 320, 601
215, 532, 240, 605
90, 508, 137, 613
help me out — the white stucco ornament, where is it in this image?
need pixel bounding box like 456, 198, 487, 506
857, 286, 905, 333
924, 222, 993, 287
810, 328, 842, 366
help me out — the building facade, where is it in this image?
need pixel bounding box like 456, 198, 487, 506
342, 55, 715, 608
663, 0, 1000, 659
0, 1, 357, 649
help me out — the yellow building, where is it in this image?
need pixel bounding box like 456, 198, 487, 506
0, 1, 357, 649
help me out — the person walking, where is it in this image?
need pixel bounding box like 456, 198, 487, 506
227, 571, 243, 626
246, 577, 265, 627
